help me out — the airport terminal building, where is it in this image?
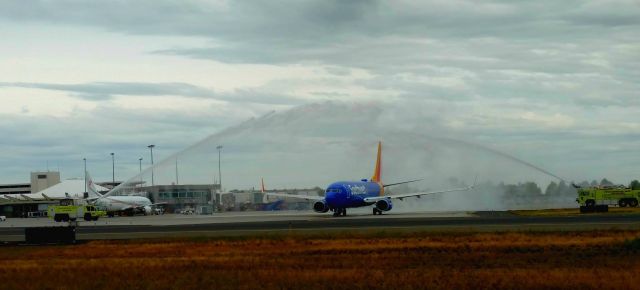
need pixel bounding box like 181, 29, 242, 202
1, 171, 320, 217
0, 172, 62, 217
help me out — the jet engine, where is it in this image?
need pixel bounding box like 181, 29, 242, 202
143, 205, 153, 215
313, 201, 330, 213
375, 199, 393, 212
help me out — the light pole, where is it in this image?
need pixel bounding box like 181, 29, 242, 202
148, 145, 155, 186
83, 158, 87, 193
175, 157, 179, 185
110, 153, 115, 188
217, 145, 223, 207
138, 157, 143, 186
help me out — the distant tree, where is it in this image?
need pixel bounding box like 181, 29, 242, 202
577, 181, 590, 188
630, 180, 640, 190
545, 182, 558, 195
600, 178, 614, 186
523, 182, 542, 196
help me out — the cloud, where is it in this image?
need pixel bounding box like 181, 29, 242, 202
0, 81, 307, 105
0, 1, 638, 186
1, 1, 637, 108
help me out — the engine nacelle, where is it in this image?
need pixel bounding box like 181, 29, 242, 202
143, 205, 153, 215
313, 201, 330, 213
375, 199, 393, 212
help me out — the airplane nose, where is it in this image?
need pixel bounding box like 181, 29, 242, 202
325, 191, 346, 207
325, 191, 336, 204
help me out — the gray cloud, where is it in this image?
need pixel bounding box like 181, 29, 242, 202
0, 82, 307, 105
0, 1, 639, 186
0, 103, 271, 183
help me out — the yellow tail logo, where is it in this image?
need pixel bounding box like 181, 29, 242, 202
371, 141, 382, 182
371, 142, 383, 195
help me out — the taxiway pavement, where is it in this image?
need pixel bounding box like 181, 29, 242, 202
1, 210, 639, 242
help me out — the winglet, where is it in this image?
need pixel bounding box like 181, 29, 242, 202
371, 141, 382, 183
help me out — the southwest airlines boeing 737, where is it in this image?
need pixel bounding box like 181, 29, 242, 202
266, 142, 475, 217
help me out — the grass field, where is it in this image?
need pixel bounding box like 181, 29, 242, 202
1, 230, 640, 290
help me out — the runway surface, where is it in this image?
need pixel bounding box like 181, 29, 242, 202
2, 210, 640, 242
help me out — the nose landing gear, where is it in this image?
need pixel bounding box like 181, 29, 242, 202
332, 208, 347, 217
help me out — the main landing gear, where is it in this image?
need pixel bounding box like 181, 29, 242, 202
372, 208, 383, 215
332, 208, 347, 217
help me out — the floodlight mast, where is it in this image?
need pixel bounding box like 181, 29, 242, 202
110, 153, 115, 188
147, 145, 155, 186
217, 145, 223, 207
83, 158, 87, 193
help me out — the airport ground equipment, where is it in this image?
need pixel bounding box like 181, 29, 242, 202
25, 226, 76, 244
577, 186, 640, 213
48, 198, 106, 222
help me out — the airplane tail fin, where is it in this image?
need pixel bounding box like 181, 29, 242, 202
261, 178, 266, 193
371, 141, 382, 183
86, 171, 103, 198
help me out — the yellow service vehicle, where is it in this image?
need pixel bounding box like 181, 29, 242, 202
577, 186, 640, 213
48, 198, 106, 222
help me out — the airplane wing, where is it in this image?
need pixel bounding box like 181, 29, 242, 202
264, 192, 324, 201
383, 178, 423, 187
364, 178, 477, 203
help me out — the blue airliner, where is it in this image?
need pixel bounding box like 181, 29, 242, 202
266, 142, 474, 217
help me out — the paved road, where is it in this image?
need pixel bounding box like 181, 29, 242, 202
1, 211, 639, 242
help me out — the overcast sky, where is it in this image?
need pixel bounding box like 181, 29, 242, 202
0, 0, 638, 185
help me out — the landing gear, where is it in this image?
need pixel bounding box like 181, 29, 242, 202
373, 208, 382, 215
332, 208, 347, 217
618, 199, 628, 207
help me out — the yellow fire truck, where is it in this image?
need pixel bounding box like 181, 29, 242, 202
577, 186, 640, 213
48, 198, 106, 222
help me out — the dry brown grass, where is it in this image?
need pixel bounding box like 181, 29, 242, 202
1, 230, 640, 290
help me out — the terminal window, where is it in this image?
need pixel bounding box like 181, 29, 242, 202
38, 175, 47, 179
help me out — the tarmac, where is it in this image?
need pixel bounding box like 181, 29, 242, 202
1, 210, 640, 242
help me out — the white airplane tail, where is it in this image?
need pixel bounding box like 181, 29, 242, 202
85, 171, 104, 198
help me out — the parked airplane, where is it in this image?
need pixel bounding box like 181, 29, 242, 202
86, 172, 161, 217
265, 142, 475, 217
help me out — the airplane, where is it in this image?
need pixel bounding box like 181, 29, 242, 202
85, 172, 162, 217
265, 141, 475, 217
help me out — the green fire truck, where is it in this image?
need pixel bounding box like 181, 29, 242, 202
576, 186, 640, 212
48, 198, 106, 222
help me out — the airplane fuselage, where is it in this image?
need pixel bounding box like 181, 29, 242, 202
268, 141, 471, 217
95, 196, 152, 212
324, 181, 382, 209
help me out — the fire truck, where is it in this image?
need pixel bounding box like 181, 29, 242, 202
48, 198, 106, 222
576, 186, 640, 212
